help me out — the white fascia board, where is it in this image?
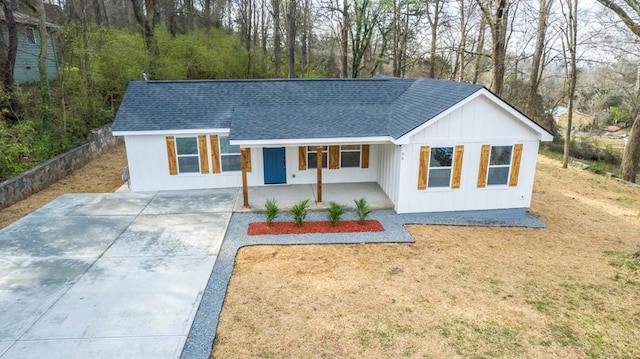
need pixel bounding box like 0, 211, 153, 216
230, 136, 394, 147
394, 88, 553, 144
112, 129, 231, 137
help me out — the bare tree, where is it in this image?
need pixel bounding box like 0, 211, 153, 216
560, 0, 577, 169
0, 0, 18, 118
596, 0, 640, 182
425, 0, 446, 79
525, 0, 553, 121
36, 0, 51, 120
475, 0, 511, 96
287, 0, 297, 77
131, 0, 160, 77
272, 0, 283, 77
350, 0, 380, 77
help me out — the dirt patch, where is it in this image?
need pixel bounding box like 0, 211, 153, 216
0, 144, 127, 229
248, 220, 384, 235
213, 155, 640, 358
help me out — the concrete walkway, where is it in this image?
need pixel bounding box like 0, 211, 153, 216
0, 189, 236, 359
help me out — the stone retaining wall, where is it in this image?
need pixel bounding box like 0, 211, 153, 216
0, 125, 123, 210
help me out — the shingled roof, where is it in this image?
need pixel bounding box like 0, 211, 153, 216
112, 77, 484, 140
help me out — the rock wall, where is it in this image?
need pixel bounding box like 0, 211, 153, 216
0, 125, 123, 210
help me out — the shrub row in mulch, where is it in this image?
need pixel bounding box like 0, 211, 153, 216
248, 220, 384, 235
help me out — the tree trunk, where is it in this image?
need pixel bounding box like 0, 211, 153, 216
301, 0, 308, 74
472, 15, 485, 84
562, 0, 578, 169
36, 0, 51, 122
272, 0, 282, 77
526, 0, 553, 120
595, 0, 640, 181
287, 0, 297, 78
475, 0, 509, 96
131, 0, 160, 77
341, 0, 349, 78
392, 0, 399, 77
426, 0, 442, 79
621, 117, 640, 182
0, 0, 17, 119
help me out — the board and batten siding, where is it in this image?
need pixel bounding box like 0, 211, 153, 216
124, 134, 261, 191
376, 143, 401, 206
395, 95, 542, 213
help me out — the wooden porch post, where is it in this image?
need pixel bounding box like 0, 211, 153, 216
241, 148, 249, 209
316, 145, 323, 205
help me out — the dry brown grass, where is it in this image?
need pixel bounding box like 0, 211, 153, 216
0, 144, 127, 229
213, 156, 640, 359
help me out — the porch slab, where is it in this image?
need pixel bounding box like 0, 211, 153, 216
234, 182, 394, 212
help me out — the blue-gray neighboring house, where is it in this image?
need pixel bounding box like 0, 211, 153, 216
0, 10, 59, 84
112, 77, 553, 213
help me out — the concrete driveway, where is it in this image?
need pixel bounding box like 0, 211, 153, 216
0, 189, 236, 359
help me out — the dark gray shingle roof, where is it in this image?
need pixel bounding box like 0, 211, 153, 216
112, 77, 484, 140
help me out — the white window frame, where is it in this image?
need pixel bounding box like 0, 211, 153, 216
340, 145, 361, 168
487, 145, 513, 186
175, 137, 200, 174
307, 146, 328, 169
428, 146, 454, 188
219, 136, 241, 172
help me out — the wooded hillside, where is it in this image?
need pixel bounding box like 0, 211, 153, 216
1, 0, 639, 182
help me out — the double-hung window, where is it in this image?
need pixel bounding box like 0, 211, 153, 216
175, 137, 200, 173
340, 145, 361, 168
308, 146, 328, 169
487, 146, 512, 185
219, 136, 241, 171
428, 147, 454, 188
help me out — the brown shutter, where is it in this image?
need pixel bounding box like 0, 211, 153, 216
210, 135, 221, 174
298, 146, 307, 170
166, 136, 178, 175
245, 148, 252, 172
477, 144, 490, 188
198, 135, 209, 174
417, 146, 429, 190
329, 145, 340, 169
509, 143, 523, 187
361, 144, 370, 169
451, 145, 464, 189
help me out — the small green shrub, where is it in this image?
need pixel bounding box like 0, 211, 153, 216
588, 161, 608, 175
265, 198, 279, 227
354, 198, 372, 225
327, 201, 345, 226
291, 199, 309, 227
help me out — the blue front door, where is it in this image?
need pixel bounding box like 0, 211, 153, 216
263, 147, 287, 184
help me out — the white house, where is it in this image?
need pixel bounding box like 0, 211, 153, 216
112, 77, 553, 214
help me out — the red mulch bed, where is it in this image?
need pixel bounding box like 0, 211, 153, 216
248, 220, 384, 235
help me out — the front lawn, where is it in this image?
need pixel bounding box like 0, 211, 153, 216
213, 155, 640, 359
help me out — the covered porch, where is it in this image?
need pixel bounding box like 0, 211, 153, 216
233, 182, 394, 212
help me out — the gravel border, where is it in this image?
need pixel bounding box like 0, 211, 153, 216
180, 208, 545, 359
